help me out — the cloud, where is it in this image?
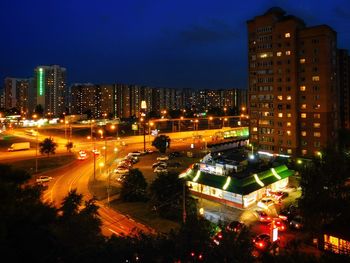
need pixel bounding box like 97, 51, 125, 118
180, 19, 238, 43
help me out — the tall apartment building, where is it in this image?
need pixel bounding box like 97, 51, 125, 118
338, 49, 350, 129
34, 65, 67, 117
70, 83, 97, 117
4, 77, 34, 115
247, 7, 338, 157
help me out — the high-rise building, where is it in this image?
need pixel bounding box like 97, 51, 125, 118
4, 77, 34, 116
338, 49, 350, 129
247, 7, 338, 157
34, 65, 67, 117
70, 83, 97, 117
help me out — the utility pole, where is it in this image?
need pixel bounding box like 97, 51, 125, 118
183, 180, 186, 224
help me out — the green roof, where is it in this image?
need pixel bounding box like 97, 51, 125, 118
182, 165, 294, 195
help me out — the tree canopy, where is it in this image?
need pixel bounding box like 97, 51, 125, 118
152, 135, 170, 154
39, 137, 57, 157
120, 169, 148, 202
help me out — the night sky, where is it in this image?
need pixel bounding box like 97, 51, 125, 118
1, 0, 350, 89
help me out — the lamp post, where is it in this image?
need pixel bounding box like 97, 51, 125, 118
208, 116, 213, 129
141, 100, 147, 152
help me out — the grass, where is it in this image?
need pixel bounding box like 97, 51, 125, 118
110, 200, 180, 234
3, 154, 75, 175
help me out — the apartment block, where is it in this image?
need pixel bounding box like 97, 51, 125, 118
247, 7, 338, 157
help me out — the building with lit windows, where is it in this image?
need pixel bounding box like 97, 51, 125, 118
248, 7, 338, 157
338, 49, 350, 129
4, 77, 34, 116
34, 65, 67, 117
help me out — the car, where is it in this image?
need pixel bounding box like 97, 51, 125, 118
269, 218, 287, 231
278, 209, 294, 221
157, 155, 169, 161
145, 149, 154, 154
77, 150, 87, 160
128, 151, 142, 157
36, 176, 53, 183
125, 155, 139, 163
257, 197, 276, 209
91, 149, 100, 155
252, 234, 272, 251
268, 191, 289, 201
212, 231, 223, 245
226, 221, 244, 233
114, 167, 129, 174
154, 166, 168, 173
116, 174, 127, 182
254, 210, 272, 223
152, 161, 167, 168
119, 161, 132, 167
289, 215, 304, 230
169, 151, 181, 158
167, 162, 181, 168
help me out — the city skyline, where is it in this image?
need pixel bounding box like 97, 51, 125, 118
2, 0, 350, 89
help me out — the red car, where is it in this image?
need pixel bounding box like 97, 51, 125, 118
253, 234, 271, 251
254, 210, 272, 223
270, 218, 287, 231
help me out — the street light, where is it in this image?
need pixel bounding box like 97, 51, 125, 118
141, 100, 147, 152
208, 116, 213, 129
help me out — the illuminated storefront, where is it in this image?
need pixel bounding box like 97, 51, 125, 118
323, 232, 350, 255
181, 165, 293, 209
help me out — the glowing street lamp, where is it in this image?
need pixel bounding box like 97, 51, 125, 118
141, 100, 147, 152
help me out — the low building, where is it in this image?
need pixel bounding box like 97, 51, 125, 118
322, 222, 350, 255
181, 164, 294, 209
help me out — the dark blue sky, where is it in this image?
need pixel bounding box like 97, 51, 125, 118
1, 0, 350, 89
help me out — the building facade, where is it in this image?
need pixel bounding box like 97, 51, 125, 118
248, 7, 339, 157
338, 49, 350, 129
4, 77, 34, 116
34, 65, 67, 117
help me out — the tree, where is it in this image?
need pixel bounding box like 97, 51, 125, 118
39, 137, 57, 157
152, 135, 170, 154
65, 141, 73, 152
298, 147, 350, 232
149, 172, 197, 220
120, 169, 148, 201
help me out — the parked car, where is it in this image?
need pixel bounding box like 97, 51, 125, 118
145, 149, 154, 154
167, 162, 181, 168
128, 151, 142, 157
226, 221, 245, 233
269, 218, 287, 231
257, 197, 276, 209
169, 151, 181, 158
289, 215, 304, 230
268, 191, 289, 201
252, 234, 272, 251
212, 231, 223, 245
36, 176, 53, 183
116, 174, 127, 182
254, 210, 272, 223
114, 167, 129, 174
152, 161, 167, 168
154, 166, 168, 173
157, 155, 169, 161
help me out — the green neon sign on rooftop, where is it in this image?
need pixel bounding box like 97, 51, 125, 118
38, 68, 44, 96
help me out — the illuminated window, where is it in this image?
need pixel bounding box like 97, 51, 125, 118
285, 33, 291, 38
314, 113, 321, 119
287, 149, 292, 154
252, 127, 258, 132
287, 122, 291, 127
314, 123, 321, 128
301, 113, 307, 118
314, 132, 321, 137
312, 76, 320, 81
277, 52, 282, 56
278, 96, 283, 101
300, 58, 306, 64
287, 96, 292, 100
301, 104, 307, 109
286, 51, 291, 55
301, 131, 307, 136
287, 113, 292, 118
286, 130, 291, 136
300, 86, 306, 91
278, 113, 283, 118
302, 149, 307, 155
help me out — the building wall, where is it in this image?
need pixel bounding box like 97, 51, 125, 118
338, 49, 350, 129
248, 7, 338, 157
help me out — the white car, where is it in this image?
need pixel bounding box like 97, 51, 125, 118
154, 166, 168, 173
114, 167, 129, 174
257, 197, 276, 210
77, 150, 87, 160
128, 151, 142, 157
36, 176, 53, 183
157, 155, 169, 161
